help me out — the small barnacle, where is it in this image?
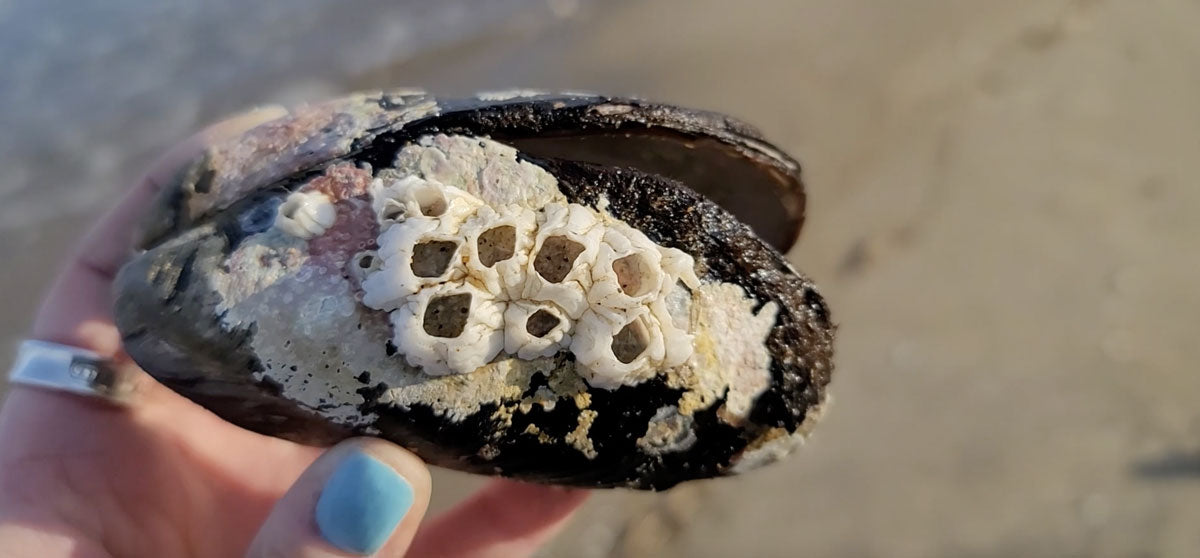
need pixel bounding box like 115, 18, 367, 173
503, 301, 571, 359
661, 280, 693, 330
274, 191, 336, 239
378, 198, 407, 223
657, 245, 702, 291
522, 203, 603, 319
389, 281, 505, 375
571, 307, 667, 389
347, 250, 381, 282
370, 175, 478, 224
588, 224, 668, 319
649, 297, 694, 368
460, 205, 537, 299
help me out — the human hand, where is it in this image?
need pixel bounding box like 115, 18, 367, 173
0, 106, 589, 557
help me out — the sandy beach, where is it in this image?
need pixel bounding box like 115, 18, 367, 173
2, 0, 1198, 555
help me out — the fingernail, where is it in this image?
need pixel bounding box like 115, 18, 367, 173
315, 450, 414, 555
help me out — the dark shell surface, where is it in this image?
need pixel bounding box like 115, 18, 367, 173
114, 90, 835, 490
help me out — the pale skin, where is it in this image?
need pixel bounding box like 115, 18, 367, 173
0, 107, 589, 557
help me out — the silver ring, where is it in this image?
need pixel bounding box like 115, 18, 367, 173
8, 340, 134, 405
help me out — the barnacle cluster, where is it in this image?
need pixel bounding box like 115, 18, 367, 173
358, 175, 700, 388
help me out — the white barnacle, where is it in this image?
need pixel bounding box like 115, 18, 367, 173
522, 203, 603, 319
369, 175, 479, 225
570, 307, 666, 389
658, 245, 701, 291
650, 297, 694, 368
275, 191, 337, 239
361, 217, 467, 310
389, 281, 505, 375
587, 224, 698, 372
587, 223, 667, 322
503, 301, 571, 360
460, 204, 537, 299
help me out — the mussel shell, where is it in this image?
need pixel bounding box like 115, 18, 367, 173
137, 91, 806, 253
114, 90, 833, 489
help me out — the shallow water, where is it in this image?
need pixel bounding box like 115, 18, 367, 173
0, 0, 565, 229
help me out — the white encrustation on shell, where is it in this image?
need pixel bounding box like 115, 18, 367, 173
275, 190, 337, 239
359, 165, 701, 387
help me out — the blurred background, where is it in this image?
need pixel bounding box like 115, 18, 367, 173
2, 0, 1198, 556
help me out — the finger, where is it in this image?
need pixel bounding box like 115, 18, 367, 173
247, 438, 431, 558
408, 479, 589, 558
32, 105, 287, 356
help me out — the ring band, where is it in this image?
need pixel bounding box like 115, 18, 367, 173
8, 340, 134, 404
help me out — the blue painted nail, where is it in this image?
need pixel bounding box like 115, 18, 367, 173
315, 450, 414, 555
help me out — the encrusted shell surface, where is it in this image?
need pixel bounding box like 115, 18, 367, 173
113, 90, 835, 490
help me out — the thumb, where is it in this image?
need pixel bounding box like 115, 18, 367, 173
247, 438, 432, 557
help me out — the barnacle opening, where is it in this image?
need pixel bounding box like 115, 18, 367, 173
613, 253, 654, 297
534, 236, 584, 283
411, 240, 458, 278
477, 226, 516, 267
612, 320, 649, 364
504, 302, 570, 360
279, 198, 302, 220
423, 293, 471, 338
348, 250, 381, 281
357, 253, 376, 269
526, 309, 561, 338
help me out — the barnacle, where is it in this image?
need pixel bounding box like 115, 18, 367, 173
460, 205, 536, 299
522, 202, 603, 319
275, 191, 336, 239
572, 306, 667, 388
389, 281, 505, 376
503, 301, 570, 359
